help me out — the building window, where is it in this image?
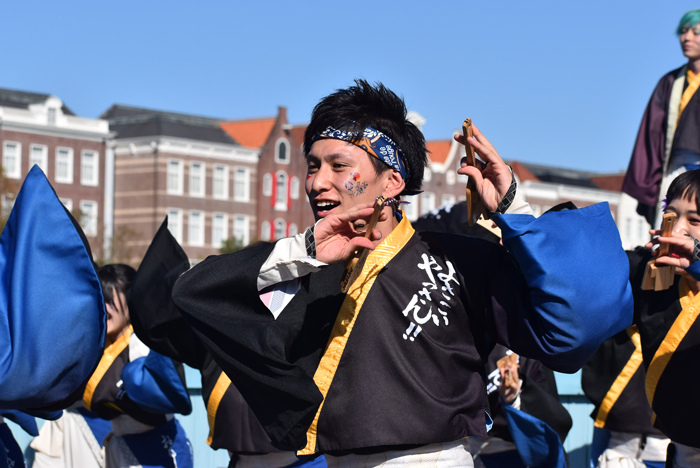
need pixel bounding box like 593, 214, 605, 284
47, 108, 56, 125
262, 173, 272, 196
423, 168, 432, 182
30, 144, 48, 175
3, 142, 21, 179
446, 170, 456, 185
234, 167, 250, 202
288, 223, 298, 236
275, 138, 290, 164
188, 210, 204, 246
167, 159, 184, 195
55, 147, 74, 184
167, 208, 183, 244
79, 200, 98, 237
275, 171, 287, 210
1, 193, 15, 216
213, 165, 229, 200
261, 221, 271, 241
403, 195, 419, 221
60, 198, 73, 212
212, 213, 228, 249
421, 192, 435, 215
81, 150, 99, 186
625, 218, 632, 239
441, 194, 456, 207
189, 162, 205, 198
234, 215, 250, 246
290, 176, 300, 199
274, 219, 286, 240
638, 219, 646, 240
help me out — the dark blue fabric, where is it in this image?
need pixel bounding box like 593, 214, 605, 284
0, 423, 24, 468
479, 449, 526, 468
286, 455, 327, 467
121, 418, 192, 468
644, 461, 665, 468
0, 166, 106, 409
503, 403, 566, 468
75, 407, 112, 448
492, 203, 633, 372
121, 351, 192, 415
0, 410, 37, 436
685, 259, 700, 281
589, 426, 611, 468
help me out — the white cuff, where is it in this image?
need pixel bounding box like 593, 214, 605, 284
257, 233, 327, 291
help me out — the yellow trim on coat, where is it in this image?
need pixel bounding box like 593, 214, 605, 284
593, 326, 643, 428
83, 325, 133, 411
297, 214, 415, 456
206, 371, 232, 446
679, 69, 700, 120
645, 279, 700, 408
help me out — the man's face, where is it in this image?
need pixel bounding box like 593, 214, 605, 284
305, 138, 390, 221
680, 23, 700, 61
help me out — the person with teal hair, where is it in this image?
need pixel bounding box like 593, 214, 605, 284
623, 9, 700, 229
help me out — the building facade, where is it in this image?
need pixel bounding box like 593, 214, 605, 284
103, 105, 258, 264
0, 88, 112, 259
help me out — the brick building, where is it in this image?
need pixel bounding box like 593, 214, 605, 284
221, 107, 314, 242
102, 105, 258, 264
0, 88, 112, 259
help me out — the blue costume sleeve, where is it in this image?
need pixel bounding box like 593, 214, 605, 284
0, 167, 106, 410
120, 350, 192, 415
503, 403, 567, 468
490, 203, 633, 373
685, 260, 700, 281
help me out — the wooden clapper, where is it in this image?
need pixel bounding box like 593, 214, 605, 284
641, 212, 678, 291
462, 118, 489, 226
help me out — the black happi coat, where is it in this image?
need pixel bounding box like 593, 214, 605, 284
629, 248, 700, 447
485, 345, 571, 444
623, 66, 700, 220
173, 207, 631, 455
128, 221, 277, 454
582, 328, 660, 435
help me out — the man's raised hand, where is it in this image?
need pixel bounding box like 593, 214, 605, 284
314, 203, 386, 264
454, 124, 512, 213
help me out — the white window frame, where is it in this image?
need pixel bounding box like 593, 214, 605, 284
290, 176, 300, 200
262, 173, 272, 197
188, 210, 205, 247
167, 208, 183, 244
233, 214, 250, 246
234, 166, 250, 202
189, 161, 205, 198
288, 223, 298, 236
80, 150, 99, 186
167, 159, 184, 195
261, 221, 271, 241
446, 170, 456, 186
274, 138, 290, 164
403, 195, 419, 221
212, 164, 229, 200
421, 192, 436, 215
423, 167, 432, 182
3, 141, 22, 179
55, 147, 74, 184
29, 144, 48, 175
211, 212, 228, 249
274, 218, 286, 240
275, 171, 288, 211
440, 194, 456, 207
79, 200, 98, 237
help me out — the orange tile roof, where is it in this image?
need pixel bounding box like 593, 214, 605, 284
509, 161, 539, 182
220, 117, 276, 149
590, 175, 624, 192
426, 139, 452, 164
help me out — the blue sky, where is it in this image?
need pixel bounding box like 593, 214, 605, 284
2, 1, 697, 172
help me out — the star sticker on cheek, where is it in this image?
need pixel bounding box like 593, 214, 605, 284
352, 172, 361, 181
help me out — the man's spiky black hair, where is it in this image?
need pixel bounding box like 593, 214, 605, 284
304, 79, 428, 195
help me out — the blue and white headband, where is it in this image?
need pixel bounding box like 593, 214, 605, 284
312, 124, 411, 181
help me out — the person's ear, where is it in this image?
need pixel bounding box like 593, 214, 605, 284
383, 170, 405, 199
